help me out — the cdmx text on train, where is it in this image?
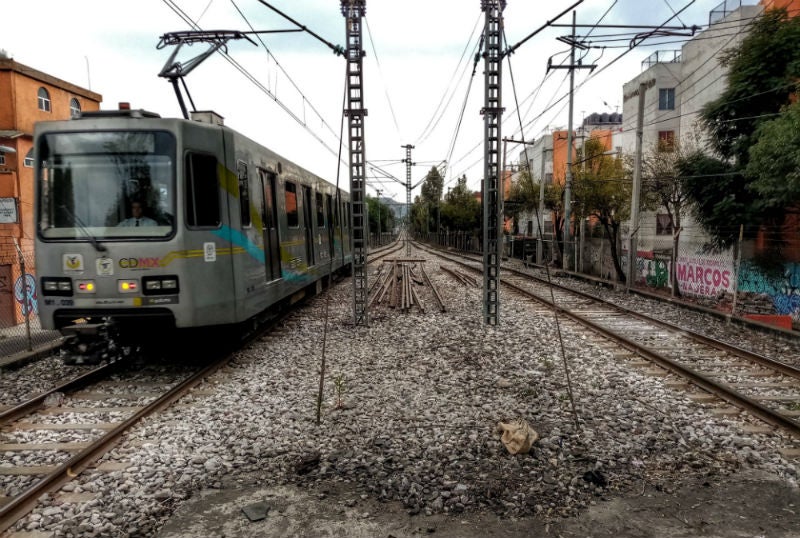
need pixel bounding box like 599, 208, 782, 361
33, 105, 352, 362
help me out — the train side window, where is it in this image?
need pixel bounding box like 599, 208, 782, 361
285, 181, 299, 227
237, 160, 251, 228
316, 191, 325, 228
325, 194, 332, 227
185, 153, 220, 227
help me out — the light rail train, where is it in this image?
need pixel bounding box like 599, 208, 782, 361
33, 105, 352, 361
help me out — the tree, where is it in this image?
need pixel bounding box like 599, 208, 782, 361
678, 152, 747, 250
366, 195, 394, 240
506, 167, 541, 226
642, 137, 699, 296
417, 166, 444, 234
572, 138, 632, 282
440, 175, 481, 231
684, 7, 800, 248
746, 99, 800, 212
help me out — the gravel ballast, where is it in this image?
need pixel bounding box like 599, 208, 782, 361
7, 246, 800, 536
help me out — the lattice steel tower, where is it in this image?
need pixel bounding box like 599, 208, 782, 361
401, 144, 414, 255
481, 0, 505, 325
342, 0, 369, 326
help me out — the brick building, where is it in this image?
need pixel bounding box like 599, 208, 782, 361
0, 54, 101, 327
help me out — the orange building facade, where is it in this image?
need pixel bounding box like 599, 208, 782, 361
0, 58, 101, 327
762, 0, 800, 13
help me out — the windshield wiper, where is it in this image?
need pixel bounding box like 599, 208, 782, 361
59, 204, 107, 253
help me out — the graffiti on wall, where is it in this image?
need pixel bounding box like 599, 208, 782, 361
738, 261, 800, 322
675, 255, 735, 298
13, 273, 38, 317
632, 250, 736, 299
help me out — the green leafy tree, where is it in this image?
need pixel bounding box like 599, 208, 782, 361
677, 152, 742, 249
573, 138, 632, 282
682, 7, 800, 248
440, 175, 481, 231
506, 167, 541, 227
366, 195, 395, 239
414, 166, 444, 234
746, 99, 800, 212
410, 195, 425, 235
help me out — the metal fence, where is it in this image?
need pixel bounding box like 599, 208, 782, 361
424, 225, 799, 332
4, 223, 795, 362
0, 242, 62, 361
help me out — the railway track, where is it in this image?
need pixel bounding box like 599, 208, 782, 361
418, 243, 800, 442
0, 243, 403, 532
0, 339, 239, 533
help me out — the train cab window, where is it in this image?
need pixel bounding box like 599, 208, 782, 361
237, 160, 251, 228
185, 153, 220, 227
285, 181, 298, 227
37, 130, 175, 240
316, 191, 325, 228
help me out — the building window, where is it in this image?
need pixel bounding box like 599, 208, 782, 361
545, 173, 553, 184
658, 88, 675, 110
0, 154, 5, 166
656, 213, 673, 235
23, 148, 34, 168
70, 98, 81, 117
37, 87, 51, 112
658, 130, 675, 152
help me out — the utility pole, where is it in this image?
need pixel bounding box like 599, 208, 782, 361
341, 0, 368, 326
627, 81, 646, 290
481, 0, 505, 326
375, 188, 382, 246
537, 142, 552, 265
546, 11, 595, 271
401, 144, 414, 255
544, 13, 696, 271
503, 137, 536, 260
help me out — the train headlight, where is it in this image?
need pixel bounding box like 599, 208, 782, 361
42, 277, 73, 296
75, 280, 96, 294
118, 280, 139, 293
142, 275, 179, 295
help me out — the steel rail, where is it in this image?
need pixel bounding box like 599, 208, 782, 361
419, 243, 800, 438
0, 361, 123, 425
0, 240, 404, 532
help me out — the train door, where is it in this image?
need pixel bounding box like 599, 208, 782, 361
326, 193, 335, 259
259, 169, 281, 281
302, 185, 315, 267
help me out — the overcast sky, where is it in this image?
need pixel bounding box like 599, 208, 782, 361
4, 0, 727, 202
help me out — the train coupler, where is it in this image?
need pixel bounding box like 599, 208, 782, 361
59, 321, 133, 365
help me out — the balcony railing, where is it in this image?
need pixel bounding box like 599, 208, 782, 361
641, 50, 681, 71
709, 0, 758, 25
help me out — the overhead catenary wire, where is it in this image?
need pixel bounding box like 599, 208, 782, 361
161, 0, 347, 165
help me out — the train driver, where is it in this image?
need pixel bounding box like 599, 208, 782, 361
118, 200, 158, 227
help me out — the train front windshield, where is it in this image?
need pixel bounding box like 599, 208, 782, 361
37, 131, 176, 240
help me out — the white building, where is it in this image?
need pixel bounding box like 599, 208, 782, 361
620, 1, 763, 256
